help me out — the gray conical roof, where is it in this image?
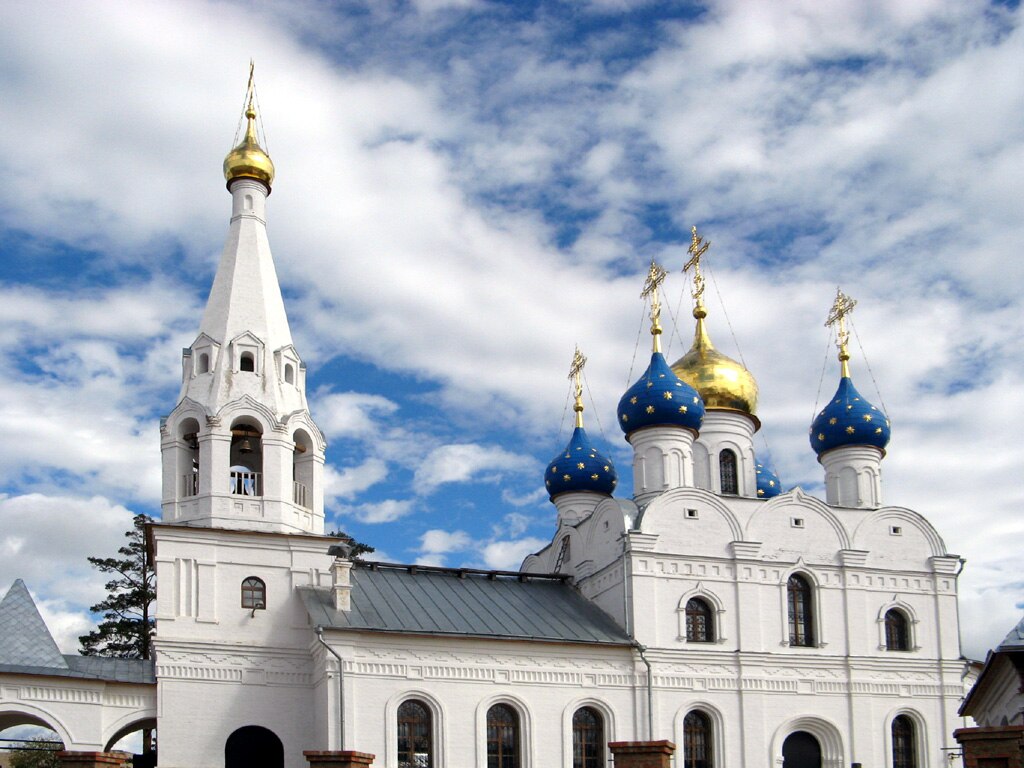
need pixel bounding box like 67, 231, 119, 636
0, 580, 67, 669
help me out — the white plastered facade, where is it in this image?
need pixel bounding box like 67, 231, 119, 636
146, 145, 970, 768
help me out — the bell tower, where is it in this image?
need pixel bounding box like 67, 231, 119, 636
160, 67, 326, 534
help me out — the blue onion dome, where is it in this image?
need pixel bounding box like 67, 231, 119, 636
810, 375, 891, 456
755, 461, 783, 498
617, 352, 705, 436
545, 426, 617, 499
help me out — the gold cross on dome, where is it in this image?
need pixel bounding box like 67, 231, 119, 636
569, 346, 587, 427
826, 288, 857, 376
641, 260, 667, 351
684, 226, 710, 308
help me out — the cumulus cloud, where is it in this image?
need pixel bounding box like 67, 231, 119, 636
413, 444, 538, 494
0, 0, 1019, 658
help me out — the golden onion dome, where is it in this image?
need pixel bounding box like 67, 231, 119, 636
671, 305, 759, 422
223, 103, 275, 191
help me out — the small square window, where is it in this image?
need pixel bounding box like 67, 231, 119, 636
686, 509, 699, 519
890, 526, 902, 536
791, 517, 804, 528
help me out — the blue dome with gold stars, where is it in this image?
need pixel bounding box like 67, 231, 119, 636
617, 352, 705, 436
810, 376, 891, 456
545, 426, 617, 499
755, 461, 782, 498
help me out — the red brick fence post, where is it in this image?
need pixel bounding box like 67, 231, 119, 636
304, 749, 376, 768
954, 725, 1024, 768
608, 740, 676, 768
57, 753, 131, 768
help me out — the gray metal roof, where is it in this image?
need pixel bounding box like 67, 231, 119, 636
0, 580, 67, 669
997, 614, 1024, 651
299, 562, 632, 646
0, 580, 155, 684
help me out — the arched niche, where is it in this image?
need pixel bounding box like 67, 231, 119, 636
224, 725, 283, 768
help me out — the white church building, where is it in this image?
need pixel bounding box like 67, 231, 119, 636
1, 79, 970, 768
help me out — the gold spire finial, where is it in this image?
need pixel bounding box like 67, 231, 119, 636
224, 61, 275, 191
826, 287, 857, 378
684, 226, 710, 319
568, 346, 587, 428
641, 260, 668, 353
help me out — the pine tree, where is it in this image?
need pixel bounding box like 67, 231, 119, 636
326, 530, 376, 560
79, 513, 155, 659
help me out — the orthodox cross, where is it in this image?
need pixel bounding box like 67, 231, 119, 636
641, 260, 668, 351
683, 226, 710, 310
569, 346, 587, 427
826, 288, 857, 376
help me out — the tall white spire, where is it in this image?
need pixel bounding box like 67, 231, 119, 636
161, 71, 326, 535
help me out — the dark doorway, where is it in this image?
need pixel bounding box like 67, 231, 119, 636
782, 731, 821, 768
225, 725, 284, 768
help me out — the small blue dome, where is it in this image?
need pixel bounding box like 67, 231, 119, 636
755, 461, 782, 498
545, 426, 617, 499
810, 376, 891, 456
617, 352, 705, 436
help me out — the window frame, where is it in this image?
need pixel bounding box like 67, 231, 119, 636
486, 703, 520, 768
397, 698, 433, 768
682, 710, 712, 768
685, 598, 715, 643
571, 706, 604, 768
240, 576, 266, 610
891, 714, 917, 768
718, 449, 738, 495
884, 608, 910, 651
786, 573, 815, 647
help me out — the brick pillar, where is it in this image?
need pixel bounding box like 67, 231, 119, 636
57, 752, 131, 768
955, 725, 1024, 768
304, 750, 375, 768
608, 740, 676, 768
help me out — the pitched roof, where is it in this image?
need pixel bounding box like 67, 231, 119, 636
0, 580, 155, 685
997, 614, 1024, 651
299, 562, 632, 646
0, 579, 67, 669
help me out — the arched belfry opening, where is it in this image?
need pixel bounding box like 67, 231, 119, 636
178, 417, 201, 498
225, 725, 283, 768
292, 428, 314, 510
782, 731, 822, 768
230, 419, 263, 497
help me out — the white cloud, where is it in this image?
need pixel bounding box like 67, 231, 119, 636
413, 444, 538, 494
419, 528, 472, 554
337, 498, 416, 524
315, 392, 399, 440
480, 538, 549, 571
324, 458, 389, 502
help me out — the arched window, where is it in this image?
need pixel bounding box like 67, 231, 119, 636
685, 598, 714, 643
891, 715, 916, 768
241, 577, 266, 610
284, 363, 295, 384
787, 574, 814, 647
885, 609, 909, 651
486, 704, 520, 768
240, 352, 255, 372
197, 353, 210, 374
682, 710, 712, 768
719, 450, 738, 495
397, 699, 432, 768
572, 707, 604, 768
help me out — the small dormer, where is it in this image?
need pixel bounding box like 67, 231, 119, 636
188, 333, 221, 379
274, 345, 303, 389
230, 331, 265, 375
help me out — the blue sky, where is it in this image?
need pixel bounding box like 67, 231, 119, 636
0, 0, 1021, 663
